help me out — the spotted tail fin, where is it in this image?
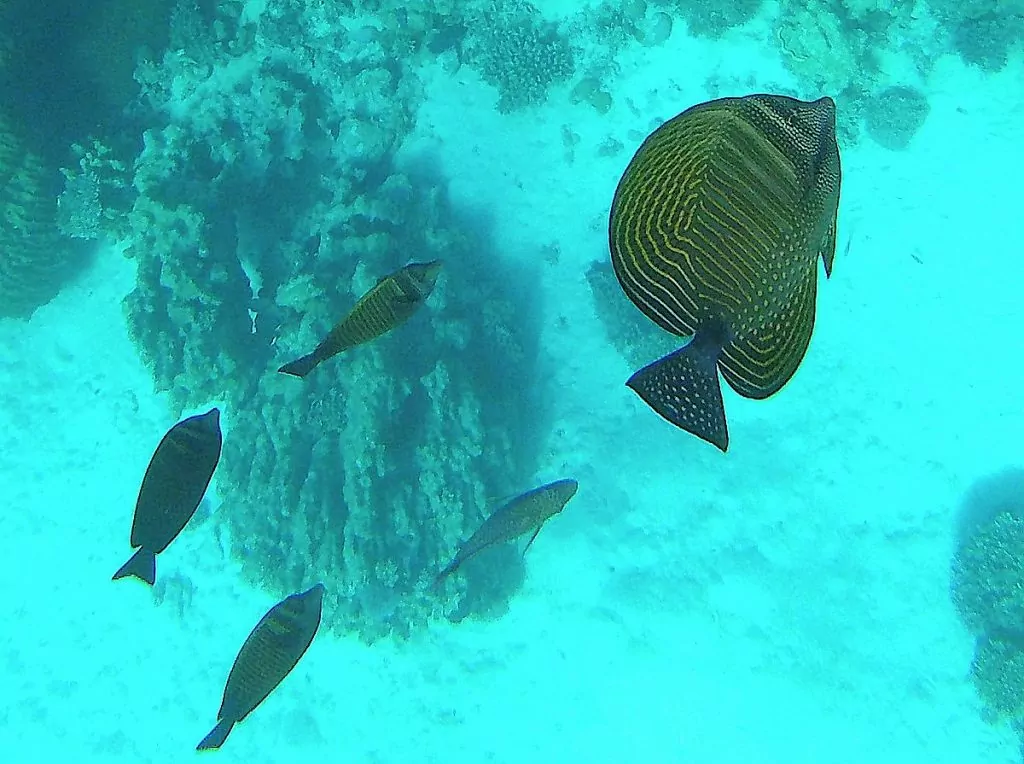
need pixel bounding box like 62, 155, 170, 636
626, 320, 729, 451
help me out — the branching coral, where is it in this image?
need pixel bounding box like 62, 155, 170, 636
57, 140, 133, 241
461, 0, 575, 113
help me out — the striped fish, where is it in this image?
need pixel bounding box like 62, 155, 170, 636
609, 94, 842, 451
197, 583, 325, 751
436, 479, 579, 582
112, 408, 222, 586
278, 260, 443, 378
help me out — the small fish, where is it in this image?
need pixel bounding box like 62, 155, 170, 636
112, 408, 222, 586
197, 583, 325, 751
278, 260, 443, 378
609, 93, 842, 451
436, 479, 579, 582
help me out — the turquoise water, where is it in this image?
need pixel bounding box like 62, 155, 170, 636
1, 2, 1023, 762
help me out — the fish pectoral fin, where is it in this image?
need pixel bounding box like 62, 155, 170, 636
522, 524, 545, 556
391, 293, 422, 306
627, 321, 729, 452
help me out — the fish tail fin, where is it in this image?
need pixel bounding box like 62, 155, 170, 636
278, 352, 320, 378
112, 549, 156, 586
626, 321, 729, 452
196, 719, 234, 751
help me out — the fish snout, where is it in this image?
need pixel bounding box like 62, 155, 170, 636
803, 96, 837, 136
304, 582, 326, 604
424, 260, 444, 280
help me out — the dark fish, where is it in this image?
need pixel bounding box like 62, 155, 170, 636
278, 260, 443, 378
197, 583, 325, 751
112, 408, 222, 585
436, 478, 579, 582
609, 94, 842, 451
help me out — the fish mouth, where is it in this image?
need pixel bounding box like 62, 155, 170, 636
305, 583, 326, 602
556, 478, 580, 500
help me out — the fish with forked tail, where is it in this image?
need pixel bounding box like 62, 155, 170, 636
278, 260, 443, 378
609, 94, 842, 451
197, 583, 325, 751
436, 479, 579, 582
112, 408, 222, 586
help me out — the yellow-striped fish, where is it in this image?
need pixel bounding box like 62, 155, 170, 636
436, 478, 579, 582
609, 94, 841, 451
197, 583, 325, 751
278, 260, 443, 378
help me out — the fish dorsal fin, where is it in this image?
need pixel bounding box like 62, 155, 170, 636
347, 274, 391, 312
487, 490, 518, 508
819, 215, 838, 278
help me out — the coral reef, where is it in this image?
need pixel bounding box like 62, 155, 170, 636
0, 0, 186, 318
863, 85, 930, 151
120, 1, 548, 640
461, 0, 575, 113
951, 13, 1024, 72
952, 510, 1024, 639
951, 471, 1024, 741
0, 0, 182, 157
972, 635, 1024, 721
0, 113, 82, 319
926, 0, 1024, 72
57, 140, 134, 241
658, 0, 763, 38
769, 1, 949, 145
0, 8, 89, 319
